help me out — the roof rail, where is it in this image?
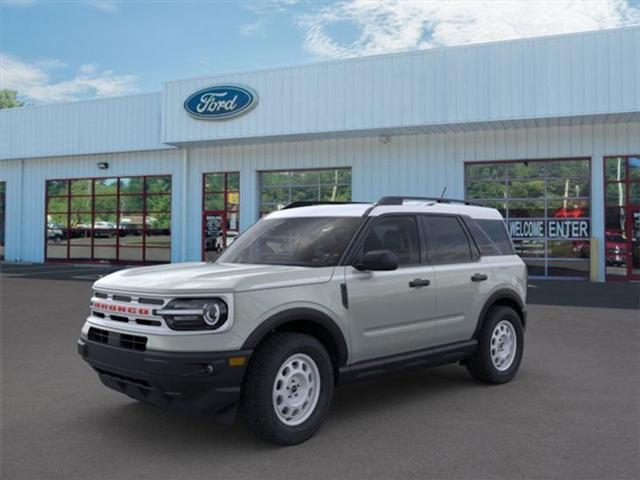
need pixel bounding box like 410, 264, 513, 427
281, 201, 369, 210
376, 196, 479, 206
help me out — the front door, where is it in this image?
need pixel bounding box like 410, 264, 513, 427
202, 172, 240, 261
345, 215, 437, 363
604, 156, 640, 281
203, 211, 227, 262
629, 208, 640, 280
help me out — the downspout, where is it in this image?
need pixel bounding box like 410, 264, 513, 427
181, 149, 188, 263
19, 158, 24, 262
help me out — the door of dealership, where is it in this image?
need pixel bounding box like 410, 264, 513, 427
45, 176, 172, 263
465, 158, 592, 278
202, 172, 240, 261
605, 156, 640, 281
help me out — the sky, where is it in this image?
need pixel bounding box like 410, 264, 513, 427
1, 0, 640, 105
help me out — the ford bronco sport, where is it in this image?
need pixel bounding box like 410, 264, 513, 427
78, 196, 527, 445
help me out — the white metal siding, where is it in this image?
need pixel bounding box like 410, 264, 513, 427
0, 93, 170, 161
0, 149, 184, 262
179, 121, 639, 281
163, 28, 640, 145
0, 160, 23, 261
2, 121, 639, 281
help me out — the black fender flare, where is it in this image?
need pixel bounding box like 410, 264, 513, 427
473, 289, 527, 338
241, 308, 349, 366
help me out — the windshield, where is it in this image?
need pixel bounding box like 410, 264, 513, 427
217, 216, 362, 267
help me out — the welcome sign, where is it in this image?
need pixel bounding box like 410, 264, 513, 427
508, 219, 590, 239
184, 85, 258, 120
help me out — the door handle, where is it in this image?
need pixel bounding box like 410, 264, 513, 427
409, 278, 431, 288
471, 273, 488, 282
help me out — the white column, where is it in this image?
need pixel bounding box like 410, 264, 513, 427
239, 168, 257, 232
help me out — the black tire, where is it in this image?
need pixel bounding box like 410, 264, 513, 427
466, 306, 524, 384
241, 332, 334, 446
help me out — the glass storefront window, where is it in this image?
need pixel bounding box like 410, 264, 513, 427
605, 157, 627, 181
465, 158, 591, 278
202, 172, 240, 261
94, 178, 118, 195
0, 182, 5, 260
606, 183, 626, 206
465, 181, 506, 200
630, 184, 640, 205
45, 175, 171, 263
630, 157, 640, 180
119, 177, 144, 194
508, 162, 546, 178
70, 179, 92, 196
258, 168, 352, 215
604, 156, 640, 280
466, 164, 507, 180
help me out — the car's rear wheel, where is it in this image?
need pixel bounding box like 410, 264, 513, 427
466, 306, 524, 384
241, 332, 334, 445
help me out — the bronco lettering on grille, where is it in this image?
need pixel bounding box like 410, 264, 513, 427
91, 301, 150, 316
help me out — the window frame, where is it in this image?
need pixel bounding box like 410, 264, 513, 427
603, 155, 640, 281
44, 175, 172, 264
201, 171, 240, 260
421, 214, 479, 266
463, 217, 515, 256
217, 215, 364, 268
0, 181, 5, 260
464, 157, 592, 278
257, 167, 352, 216
344, 213, 425, 268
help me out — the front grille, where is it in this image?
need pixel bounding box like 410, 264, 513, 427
88, 327, 109, 344
112, 294, 132, 302
138, 297, 164, 306
93, 291, 165, 307
91, 291, 166, 328
120, 333, 147, 351
135, 319, 162, 327
88, 327, 147, 352
94, 367, 150, 387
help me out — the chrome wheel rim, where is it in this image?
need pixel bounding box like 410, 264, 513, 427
272, 353, 321, 426
490, 320, 517, 371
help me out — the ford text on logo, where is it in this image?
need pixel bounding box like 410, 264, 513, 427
184, 85, 258, 120
91, 301, 151, 316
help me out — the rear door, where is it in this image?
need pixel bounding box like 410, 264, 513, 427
345, 215, 437, 362
421, 215, 492, 345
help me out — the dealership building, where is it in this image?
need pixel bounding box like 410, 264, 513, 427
1, 27, 639, 281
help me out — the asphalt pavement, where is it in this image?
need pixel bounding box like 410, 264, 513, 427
1, 263, 638, 479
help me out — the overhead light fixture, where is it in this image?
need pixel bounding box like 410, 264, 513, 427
97, 162, 109, 170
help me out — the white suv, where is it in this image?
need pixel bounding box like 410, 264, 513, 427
78, 196, 527, 445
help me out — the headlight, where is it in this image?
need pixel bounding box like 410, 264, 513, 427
157, 298, 229, 331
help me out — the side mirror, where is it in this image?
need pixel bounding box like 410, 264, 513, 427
353, 249, 399, 271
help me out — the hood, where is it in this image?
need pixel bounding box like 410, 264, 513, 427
93, 262, 336, 295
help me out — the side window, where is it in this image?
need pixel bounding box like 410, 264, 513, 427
465, 219, 501, 256
477, 219, 514, 255
423, 216, 474, 265
361, 216, 420, 266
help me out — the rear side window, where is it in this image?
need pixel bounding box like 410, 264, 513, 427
472, 219, 515, 255
422, 216, 474, 265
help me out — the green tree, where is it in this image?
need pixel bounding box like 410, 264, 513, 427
0, 90, 24, 109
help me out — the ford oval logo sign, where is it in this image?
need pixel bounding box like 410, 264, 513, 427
184, 85, 258, 120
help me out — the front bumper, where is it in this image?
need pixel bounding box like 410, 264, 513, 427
78, 338, 252, 422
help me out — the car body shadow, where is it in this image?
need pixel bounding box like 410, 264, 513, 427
78, 364, 480, 451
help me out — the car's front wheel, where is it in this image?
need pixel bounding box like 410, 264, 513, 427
466, 306, 524, 384
241, 332, 334, 445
